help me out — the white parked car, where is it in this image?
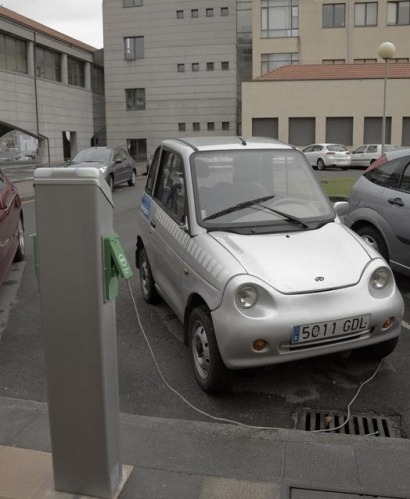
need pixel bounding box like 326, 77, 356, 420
350, 144, 401, 168
136, 137, 404, 392
303, 143, 351, 170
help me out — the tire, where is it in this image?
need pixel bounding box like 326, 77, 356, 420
128, 169, 137, 186
107, 174, 114, 191
356, 225, 389, 261
188, 306, 233, 393
317, 158, 326, 170
138, 248, 159, 303
341, 167, 348, 171
355, 337, 398, 361
13, 218, 25, 262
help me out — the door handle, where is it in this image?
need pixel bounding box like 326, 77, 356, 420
388, 197, 404, 207
150, 220, 156, 228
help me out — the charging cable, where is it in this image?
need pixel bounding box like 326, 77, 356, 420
127, 280, 382, 434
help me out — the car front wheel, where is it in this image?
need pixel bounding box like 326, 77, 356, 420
356, 225, 389, 262
317, 158, 326, 170
13, 218, 25, 262
138, 248, 159, 303
189, 306, 232, 392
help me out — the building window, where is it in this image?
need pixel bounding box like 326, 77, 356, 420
35, 46, 61, 81
289, 117, 315, 146
207, 62, 214, 71
322, 59, 345, 64
222, 122, 230, 131
388, 1, 410, 25
176, 10, 184, 19
326, 117, 353, 145
261, 0, 299, 38
124, 0, 143, 6
193, 122, 200, 131
207, 122, 215, 131
68, 57, 85, 87
354, 58, 377, 64
390, 57, 410, 62
191, 9, 199, 18
178, 123, 186, 132
127, 138, 147, 161
0, 33, 27, 73
221, 61, 229, 70
124, 36, 144, 60
323, 3, 346, 28
177, 64, 185, 72
364, 117, 391, 144
261, 53, 298, 73
221, 7, 229, 16
355, 2, 377, 26
206, 8, 214, 17
252, 118, 278, 139
192, 63, 199, 72
126, 88, 145, 110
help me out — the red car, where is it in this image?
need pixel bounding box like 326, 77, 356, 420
0, 169, 24, 285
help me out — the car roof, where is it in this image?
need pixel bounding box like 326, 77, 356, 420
384, 147, 410, 161
162, 136, 295, 152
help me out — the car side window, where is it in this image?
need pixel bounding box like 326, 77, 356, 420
146, 147, 161, 193
354, 146, 366, 154
365, 157, 407, 189
154, 150, 186, 222
303, 146, 314, 153
367, 145, 377, 153
114, 149, 122, 162
400, 164, 410, 192
314, 145, 322, 151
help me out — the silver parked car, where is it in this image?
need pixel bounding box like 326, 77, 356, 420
136, 137, 403, 392
350, 144, 400, 168
303, 143, 351, 170
67, 146, 137, 191
345, 148, 410, 277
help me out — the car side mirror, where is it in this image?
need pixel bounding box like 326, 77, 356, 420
334, 201, 349, 217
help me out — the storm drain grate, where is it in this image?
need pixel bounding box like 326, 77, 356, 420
296, 408, 401, 438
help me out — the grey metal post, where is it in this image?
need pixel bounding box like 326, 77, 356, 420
34, 167, 122, 498
381, 59, 387, 155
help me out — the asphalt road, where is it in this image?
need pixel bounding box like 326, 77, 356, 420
0, 176, 409, 438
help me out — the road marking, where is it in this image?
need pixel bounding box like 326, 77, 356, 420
402, 320, 410, 331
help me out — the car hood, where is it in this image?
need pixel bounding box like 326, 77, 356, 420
210, 222, 373, 294
67, 161, 111, 169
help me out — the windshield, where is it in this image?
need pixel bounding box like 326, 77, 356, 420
191, 149, 334, 231
327, 144, 348, 152
71, 148, 112, 163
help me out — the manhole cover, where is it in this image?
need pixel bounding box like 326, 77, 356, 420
296, 408, 401, 437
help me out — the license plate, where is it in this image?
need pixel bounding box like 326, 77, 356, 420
292, 314, 371, 344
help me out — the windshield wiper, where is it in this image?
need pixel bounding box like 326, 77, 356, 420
253, 205, 309, 229
203, 195, 275, 221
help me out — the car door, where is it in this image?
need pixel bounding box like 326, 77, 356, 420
351, 145, 367, 167
148, 148, 189, 318
302, 145, 316, 166
379, 159, 410, 272
364, 145, 379, 166
0, 172, 19, 283
119, 147, 134, 181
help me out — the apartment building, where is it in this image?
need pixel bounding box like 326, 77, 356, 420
103, 0, 252, 159
242, 0, 410, 148
0, 6, 105, 163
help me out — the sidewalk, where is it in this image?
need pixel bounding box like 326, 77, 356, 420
1, 396, 410, 498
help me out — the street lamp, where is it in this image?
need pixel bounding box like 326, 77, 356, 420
378, 42, 396, 154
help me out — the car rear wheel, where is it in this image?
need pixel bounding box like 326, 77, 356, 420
355, 337, 398, 361
189, 306, 233, 393
317, 158, 326, 170
356, 225, 389, 262
128, 169, 137, 186
139, 248, 159, 303
13, 218, 25, 262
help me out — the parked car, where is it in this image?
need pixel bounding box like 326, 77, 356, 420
13, 153, 32, 162
344, 148, 410, 277
302, 143, 351, 170
67, 146, 137, 190
350, 144, 401, 168
0, 169, 24, 285
135, 136, 403, 392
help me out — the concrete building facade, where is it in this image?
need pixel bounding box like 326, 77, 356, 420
103, 0, 252, 159
243, 0, 410, 149
0, 6, 105, 163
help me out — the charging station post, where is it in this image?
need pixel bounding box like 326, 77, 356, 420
34, 167, 131, 498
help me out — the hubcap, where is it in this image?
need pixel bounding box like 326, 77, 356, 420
140, 258, 149, 295
192, 321, 210, 379
18, 220, 24, 254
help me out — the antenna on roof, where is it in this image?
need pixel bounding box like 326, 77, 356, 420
238, 136, 247, 146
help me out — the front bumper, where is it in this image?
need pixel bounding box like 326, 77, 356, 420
211, 262, 404, 369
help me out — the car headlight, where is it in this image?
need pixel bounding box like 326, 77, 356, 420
99, 166, 108, 174
370, 267, 390, 290
235, 285, 258, 309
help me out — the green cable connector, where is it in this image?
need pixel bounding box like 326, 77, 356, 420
103, 234, 133, 301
